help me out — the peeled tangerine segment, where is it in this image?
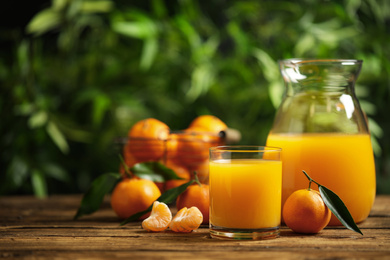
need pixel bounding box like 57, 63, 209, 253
169, 207, 203, 233
142, 201, 172, 232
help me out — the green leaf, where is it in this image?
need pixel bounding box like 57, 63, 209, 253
294, 33, 315, 57
195, 35, 219, 63
112, 21, 144, 38
74, 172, 121, 220
120, 179, 195, 225
156, 179, 194, 204
80, 1, 113, 13
268, 81, 284, 109
140, 37, 158, 71
252, 48, 280, 82
303, 170, 363, 235
14, 102, 34, 116
31, 169, 47, 199
131, 162, 184, 182
92, 93, 111, 127
46, 121, 69, 154
187, 63, 214, 101
42, 163, 70, 182
26, 9, 61, 35
52, 0, 68, 11
368, 117, 383, 138
112, 17, 157, 40
28, 110, 48, 129
319, 185, 363, 235
227, 21, 250, 56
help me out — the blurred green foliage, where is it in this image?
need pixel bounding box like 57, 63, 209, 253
1, 0, 389, 196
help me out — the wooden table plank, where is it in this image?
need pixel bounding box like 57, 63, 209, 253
1, 195, 389, 259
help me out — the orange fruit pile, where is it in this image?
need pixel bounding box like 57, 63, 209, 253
122, 115, 228, 189
283, 189, 331, 234
114, 115, 229, 225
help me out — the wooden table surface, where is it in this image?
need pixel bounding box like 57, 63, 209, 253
0, 194, 389, 259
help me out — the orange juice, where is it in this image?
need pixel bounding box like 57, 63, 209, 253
266, 133, 376, 225
209, 159, 282, 229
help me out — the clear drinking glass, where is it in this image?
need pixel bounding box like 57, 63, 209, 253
209, 146, 282, 240
266, 59, 376, 225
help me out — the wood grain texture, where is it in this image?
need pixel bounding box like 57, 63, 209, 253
1, 195, 389, 259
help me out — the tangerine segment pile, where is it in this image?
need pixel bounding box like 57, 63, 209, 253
283, 189, 331, 234
142, 201, 172, 232
110, 178, 161, 220
169, 207, 203, 233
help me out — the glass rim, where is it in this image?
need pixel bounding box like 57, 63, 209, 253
279, 58, 363, 66
210, 145, 282, 153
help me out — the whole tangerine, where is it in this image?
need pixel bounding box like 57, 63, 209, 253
283, 189, 331, 234
127, 118, 170, 162
110, 178, 161, 220
176, 183, 209, 224
188, 115, 227, 134
129, 118, 170, 140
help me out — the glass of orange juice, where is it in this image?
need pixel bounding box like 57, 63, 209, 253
209, 146, 282, 240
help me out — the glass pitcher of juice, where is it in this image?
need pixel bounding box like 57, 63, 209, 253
266, 59, 376, 225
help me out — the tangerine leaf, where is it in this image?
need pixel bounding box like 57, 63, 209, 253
131, 161, 184, 182
74, 172, 121, 220
319, 185, 363, 235
120, 179, 195, 225
157, 179, 195, 204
